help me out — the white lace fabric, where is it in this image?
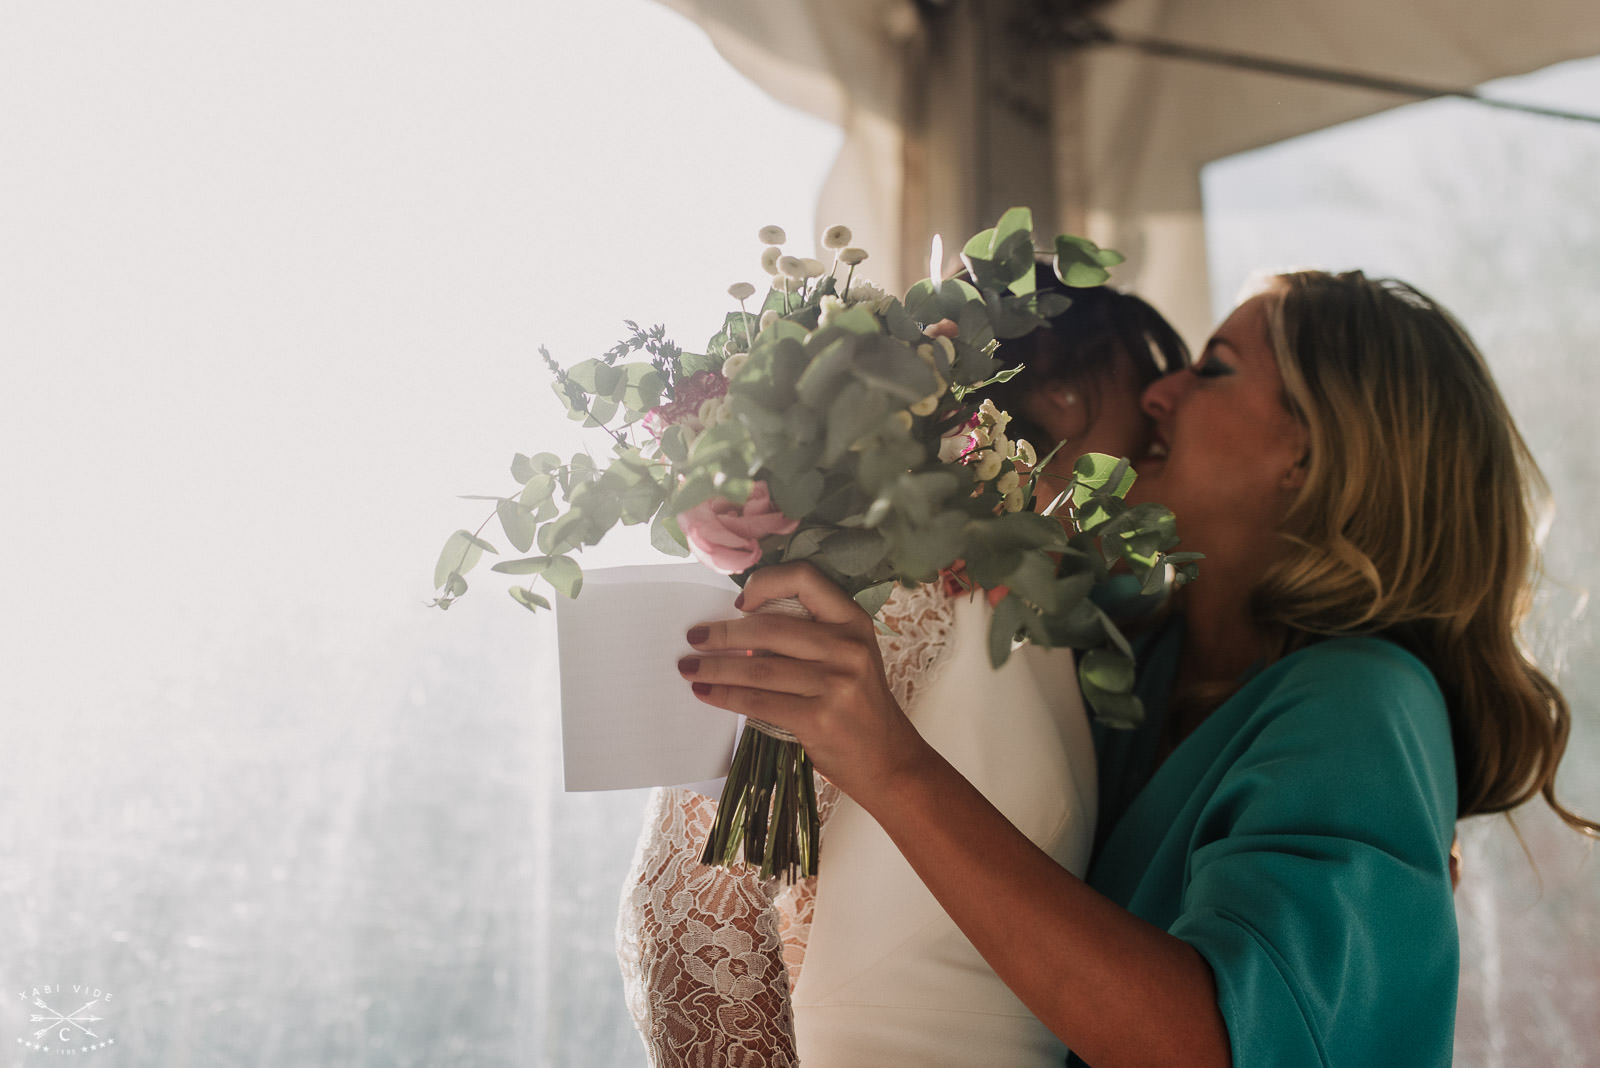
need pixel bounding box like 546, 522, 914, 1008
616, 584, 957, 1067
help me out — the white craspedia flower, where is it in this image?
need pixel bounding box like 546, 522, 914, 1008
978, 398, 1012, 434
728, 282, 756, 302
992, 433, 1010, 459
975, 450, 1004, 482
1003, 486, 1026, 513
996, 469, 1020, 495
1013, 438, 1037, 466
778, 255, 805, 279
800, 257, 826, 279
722, 352, 750, 380
839, 247, 869, 266
760, 309, 780, 331
933, 335, 956, 364
759, 225, 787, 245
970, 424, 992, 449
909, 393, 940, 417
760, 247, 782, 275
822, 225, 853, 249
818, 294, 846, 326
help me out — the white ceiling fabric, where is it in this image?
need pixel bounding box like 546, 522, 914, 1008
658, 0, 1600, 342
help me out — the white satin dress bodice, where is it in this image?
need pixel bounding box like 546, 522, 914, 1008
617, 585, 1096, 1067
790, 591, 1095, 1066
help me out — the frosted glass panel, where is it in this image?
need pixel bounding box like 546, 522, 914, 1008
0, 3, 840, 1063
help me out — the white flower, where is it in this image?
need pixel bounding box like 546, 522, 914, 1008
992, 432, 1010, 459
728, 281, 756, 302
997, 469, 1020, 495
800, 257, 826, 279
760, 309, 780, 331
978, 398, 1011, 434
970, 424, 992, 449
974, 449, 1004, 482
909, 393, 940, 417
891, 410, 913, 432
777, 255, 805, 279
759, 225, 787, 245
760, 247, 782, 275
1003, 486, 1026, 513
721, 352, 750, 380
844, 279, 888, 306
1013, 438, 1037, 466
839, 247, 869, 266
939, 434, 971, 464
818, 294, 846, 326
822, 225, 852, 249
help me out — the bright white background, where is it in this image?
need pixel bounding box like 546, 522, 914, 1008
1, 3, 837, 1064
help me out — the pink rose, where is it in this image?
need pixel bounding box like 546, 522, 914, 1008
677, 482, 800, 574
643, 370, 728, 440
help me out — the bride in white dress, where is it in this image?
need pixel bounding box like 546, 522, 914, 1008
616, 281, 1190, 1066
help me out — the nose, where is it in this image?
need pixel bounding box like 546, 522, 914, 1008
1139, 369, 1187, 420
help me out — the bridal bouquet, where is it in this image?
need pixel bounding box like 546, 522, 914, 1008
431, 207, 1197, 881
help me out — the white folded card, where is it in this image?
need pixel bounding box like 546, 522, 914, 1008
555, 562, 742, 792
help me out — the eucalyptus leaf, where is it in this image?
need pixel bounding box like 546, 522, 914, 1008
768, 469, 824, 518
509, 586, 552, 612
585, 394, 619, 427
822, 387, 889, 465
1080, 647, 1136, 694
853, 580, 898, 618
650, 509, 691, 557
987, 593, 1029, 668
961, 227, 998, 261
818, 528, 889, 573
433, 529, 496, 589
497, 498, 537, 553
903, 279, 942, 323
659, 424, 690, 464
566, 358, 605, 392
991, 206, 1033, 255
1080, 680, 1143, 729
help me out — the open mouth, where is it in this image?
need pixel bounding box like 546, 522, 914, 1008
1143, 438, 1169, 462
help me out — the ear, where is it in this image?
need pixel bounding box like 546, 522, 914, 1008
1281, 456, 1309, 492
1279, 425, 1311, 491
1038, 381, 1080, 415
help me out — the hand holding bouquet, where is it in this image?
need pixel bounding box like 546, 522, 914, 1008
432, 207, 1198, 881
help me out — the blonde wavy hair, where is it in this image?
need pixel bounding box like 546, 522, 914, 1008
1253, 270, 1595, 835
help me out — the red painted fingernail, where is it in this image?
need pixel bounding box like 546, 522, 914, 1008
677, 657, 700, 675
686, 626, 709, 645
734, 592, 746, 610
691, 681, 712, 696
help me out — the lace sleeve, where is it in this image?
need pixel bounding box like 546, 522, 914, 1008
617, 786, 799, 1067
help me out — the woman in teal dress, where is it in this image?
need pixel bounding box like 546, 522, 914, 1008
678, 270, 1598, 1065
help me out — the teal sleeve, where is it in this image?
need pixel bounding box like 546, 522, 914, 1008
1168, 640, 1459, 1067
